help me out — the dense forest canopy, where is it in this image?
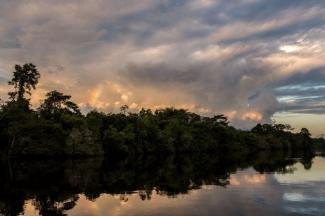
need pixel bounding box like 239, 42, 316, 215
0, 63, 324, 157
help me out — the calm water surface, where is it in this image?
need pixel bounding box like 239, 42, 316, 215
1, 153, 324, 216
68, 157, 325, 216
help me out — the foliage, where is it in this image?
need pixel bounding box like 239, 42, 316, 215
0, 64, 317, 157
39, 90, 81, 120
8, 63, 40, 111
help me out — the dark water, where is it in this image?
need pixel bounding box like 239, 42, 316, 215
0, 152, 324, 216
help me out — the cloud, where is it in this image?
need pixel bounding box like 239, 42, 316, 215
273, 68, 325, 114
0, 0, 325, 129
120, 58, 279, 128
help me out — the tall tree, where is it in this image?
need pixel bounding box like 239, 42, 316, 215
2, 64, 40, 154
8, 63, 40, 105
39, 90, 81, 118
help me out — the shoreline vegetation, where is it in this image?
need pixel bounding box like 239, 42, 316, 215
0, 63, 324, 158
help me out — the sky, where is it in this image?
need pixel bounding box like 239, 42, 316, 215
0, 0, 325, 136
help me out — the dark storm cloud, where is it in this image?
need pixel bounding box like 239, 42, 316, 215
274, 68, 325, 114
220, 20, 325, 45
223, 0, 325, 21
96, 0, 325, 45
0, 0, 325, 128
276, 68, 325, 86
121, 58, 279, 126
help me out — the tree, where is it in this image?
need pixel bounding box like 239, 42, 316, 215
120, 105, 129, 115
210, 115, 229, 126
39, 90, 81, 119
8, 63, 40, 107
0, 64, 40, 154
300, 128, 311, 137
273, 124, 294, 132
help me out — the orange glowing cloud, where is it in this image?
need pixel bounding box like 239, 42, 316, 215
241, 111, 263, 122
224, 110, 238, 121
88, 86, 103, 106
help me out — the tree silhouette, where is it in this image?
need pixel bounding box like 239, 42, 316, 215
120, 105, 129, 114
39, 90, 81, 119
300, 128, 311, 137
8, 63, 40, 109
0, 63, 320, 159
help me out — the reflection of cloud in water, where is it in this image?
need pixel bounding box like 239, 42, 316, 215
244, 175, 266, 184
68, 169, 285, 216
284, 207, 325, 215
283, 193, 325, 202
229, 176, 240, 186
47, 157, 325, 216
229, 169, 267, 186
275, 157, 325, 184
278, 158, 325, 215
24, 200, 39, 215
69, 195, 118, 215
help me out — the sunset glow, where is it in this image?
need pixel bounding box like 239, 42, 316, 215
0, 0, 324, 135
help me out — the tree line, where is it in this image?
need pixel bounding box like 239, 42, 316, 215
0, 63, 322, 157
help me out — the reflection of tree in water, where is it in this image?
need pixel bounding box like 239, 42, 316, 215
139, 186, 153, 200
253, 151, 315, 173
300, 153, 314, 170
119, 193, 129, 203
33, 195, 79, 216
0, 194, 25, 216
0, 160, 25, 216
0, 150, 317, 215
